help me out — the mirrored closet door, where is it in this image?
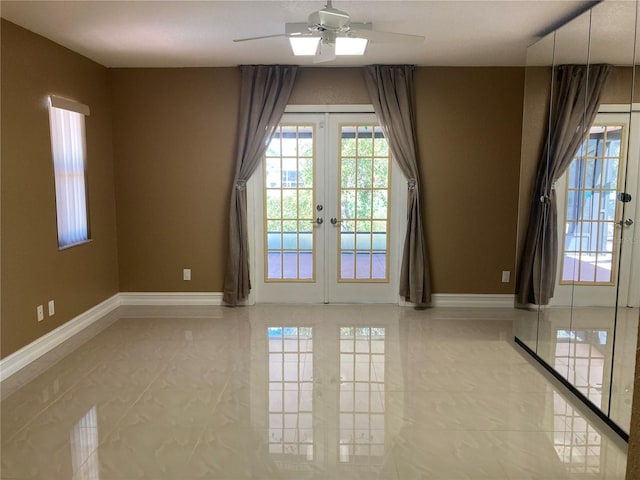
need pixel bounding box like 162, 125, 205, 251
515, 0, 640, 438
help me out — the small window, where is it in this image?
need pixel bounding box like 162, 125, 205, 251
48, 96, 90, 248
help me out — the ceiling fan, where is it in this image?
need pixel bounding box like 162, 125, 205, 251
233, 0, 425, 63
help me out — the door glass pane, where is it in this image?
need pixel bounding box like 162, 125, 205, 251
265, 125, 315, 281
560, 124, 623, 285
338, 125, 390, 282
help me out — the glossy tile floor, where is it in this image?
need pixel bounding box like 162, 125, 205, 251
0, 305, 630, 479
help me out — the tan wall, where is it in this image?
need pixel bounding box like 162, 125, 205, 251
109, 68, 240, 292
415, 67, 525, 294
633, 66, 640, 104
1, 20, 119, 358
0, 23, 529, 358
111, 66, 524, 296
109, 67, 368, 292
289, 68, 370, 105
601, 66, 635, 105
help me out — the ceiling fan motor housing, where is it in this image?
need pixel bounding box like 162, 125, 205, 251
308, 6, 351, 32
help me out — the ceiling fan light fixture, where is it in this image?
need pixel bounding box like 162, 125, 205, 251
289, 36, 321, 55
335, 37, 368, 55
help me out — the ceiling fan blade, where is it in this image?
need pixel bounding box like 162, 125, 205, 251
285, 23, 313, 36
235, 23, 315, 42
233, 33, 289, 43
350, 28, 425, 44
313, 42, 336, 63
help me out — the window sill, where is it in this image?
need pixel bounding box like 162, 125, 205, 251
58, 239, 93, 251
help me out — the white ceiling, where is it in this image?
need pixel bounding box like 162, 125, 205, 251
0, 0, 597, 67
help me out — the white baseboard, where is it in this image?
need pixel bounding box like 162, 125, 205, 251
431, 294, 515, 308
399, 294, 515, 308
0, 292, 225, 383
122, 292, 513, 308
119, 292, 224, 306
0, 294, 121, 382
429, 294, 516, 308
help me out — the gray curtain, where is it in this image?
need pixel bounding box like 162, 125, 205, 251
364, 65, 431, 305
517, 64, 611, 305
223, 65, 298, 305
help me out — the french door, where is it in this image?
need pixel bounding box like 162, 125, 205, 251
552, 112, 638, 307
250, 112, 405, 304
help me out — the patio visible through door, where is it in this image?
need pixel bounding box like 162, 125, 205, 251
553, 112, 639, 307
252, 112, 404, 303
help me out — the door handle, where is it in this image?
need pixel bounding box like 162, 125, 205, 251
617, 218, 634, 227
309, 217, 324, 225
330, 217, 342, 225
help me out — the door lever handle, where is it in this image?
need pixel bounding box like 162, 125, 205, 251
309, 217, 324, 225
330, 217, 342, 225
617, 218, 634, 227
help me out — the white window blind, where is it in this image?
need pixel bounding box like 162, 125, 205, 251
48, 96, 90, 248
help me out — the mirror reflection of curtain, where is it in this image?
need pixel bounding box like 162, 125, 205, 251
517, 64, 612, 305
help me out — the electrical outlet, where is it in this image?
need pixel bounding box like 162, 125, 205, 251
183, 268, 191, 281
48, 300, 55, 316
37, 305, 44, 322
501, 271, 511, 283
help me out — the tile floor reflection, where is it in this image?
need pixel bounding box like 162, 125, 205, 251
521, 306, 639, 434
0, 305, 629, 479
